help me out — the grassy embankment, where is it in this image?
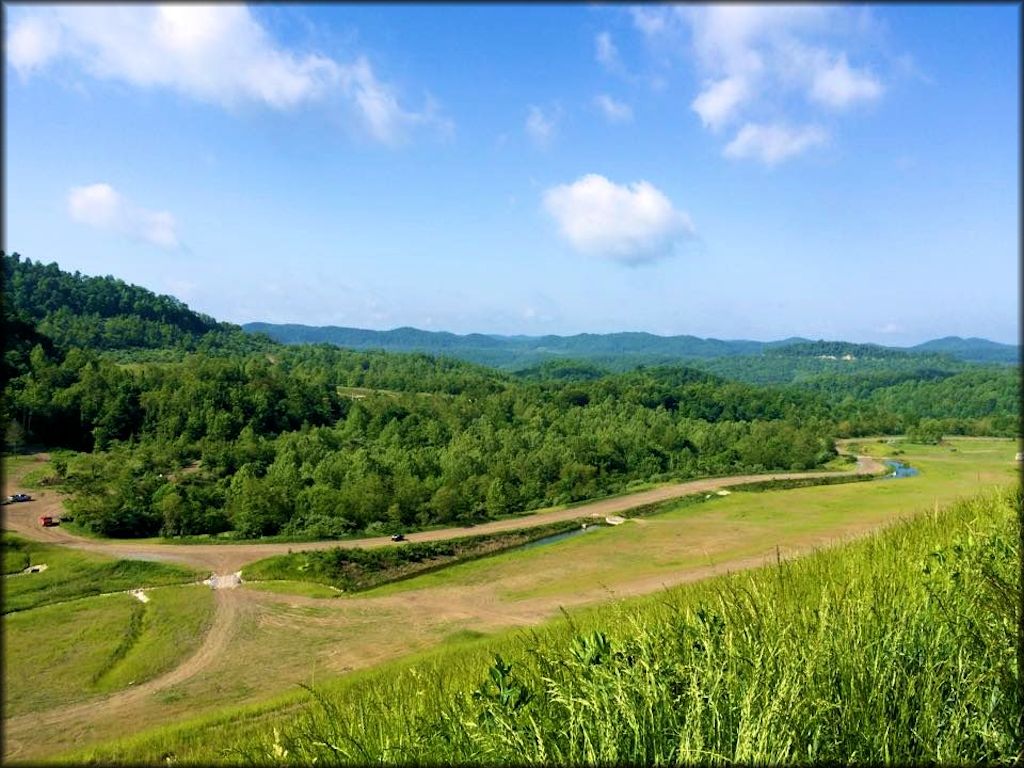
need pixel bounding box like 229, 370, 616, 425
242, 518, 602, 596
2, 535, 214, 716
68, 478, 1020, 764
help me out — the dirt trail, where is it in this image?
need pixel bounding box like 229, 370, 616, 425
2, 449, 885, 575
1, 447, 890, 763
2, 588, 241, 761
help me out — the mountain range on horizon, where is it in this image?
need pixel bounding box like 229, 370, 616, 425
242, 322, 1020, 368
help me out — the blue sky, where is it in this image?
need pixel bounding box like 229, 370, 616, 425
4, 4, 1019, 344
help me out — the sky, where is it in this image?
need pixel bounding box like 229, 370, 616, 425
4, 3, 1020, 345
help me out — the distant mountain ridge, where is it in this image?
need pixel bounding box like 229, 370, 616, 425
242, 323, 1019, 367
906, 336, 1020, 364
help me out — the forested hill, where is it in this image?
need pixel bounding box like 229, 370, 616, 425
242, 322, 806, 369
2, 252, 267, 354
907, 336, 1020, 364
243, 322, 1018, 369
1, 253, 1017, 540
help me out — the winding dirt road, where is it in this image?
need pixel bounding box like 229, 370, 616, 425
2, 448, 889, 762
2, 452, 885, 575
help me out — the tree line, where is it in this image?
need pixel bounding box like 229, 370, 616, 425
2, 251, 1018, 539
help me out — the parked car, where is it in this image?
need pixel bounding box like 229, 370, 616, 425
390, 533, 406, 542
3, 493, 32, 504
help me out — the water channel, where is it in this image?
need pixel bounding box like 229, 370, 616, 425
883, 459, 920, 479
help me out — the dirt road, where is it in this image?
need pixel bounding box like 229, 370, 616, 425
1, 448, 891, 762
2, 451, 885, 575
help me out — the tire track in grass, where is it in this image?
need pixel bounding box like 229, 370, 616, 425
91, 600, 147, 685
3, 588, 238, 763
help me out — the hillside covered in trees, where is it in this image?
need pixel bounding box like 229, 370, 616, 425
244, 322, 1019, 369
2, 252, 270, 359
2, 253, 1018, 540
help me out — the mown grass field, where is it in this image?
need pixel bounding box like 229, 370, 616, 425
2, 535, 203, 612
4, 584, 214, 717
66, 480, 1020, 765
243, 580, 343, 599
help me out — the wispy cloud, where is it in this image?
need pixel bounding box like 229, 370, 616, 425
594, 94, 633, 124
525, 104, 560, 147
543, 174, 694, 265
723, 123, 827, 167
68, 183, 180, 249
6, 5, 451, 145
595, 31, 621, 73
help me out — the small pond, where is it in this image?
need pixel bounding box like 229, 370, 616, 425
883, 459, 919, 479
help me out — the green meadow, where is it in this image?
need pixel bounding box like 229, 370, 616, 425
66, 481, 1020, 765
4, 584, 214, 717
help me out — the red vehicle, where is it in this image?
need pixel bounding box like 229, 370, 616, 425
39, 515, 58, 527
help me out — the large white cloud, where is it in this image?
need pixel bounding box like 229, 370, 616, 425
6, 5, 450, 145
68, 183, 179, 249
628, 5, 886, 164
543, 174, 694, 265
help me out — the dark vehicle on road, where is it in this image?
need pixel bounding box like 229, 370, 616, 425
390, 533, 406, 542
3, 493, 32, 504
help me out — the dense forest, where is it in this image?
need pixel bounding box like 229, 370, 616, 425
2, 252, 1018, 540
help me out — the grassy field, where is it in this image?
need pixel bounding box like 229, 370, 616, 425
243, 580, 343, 599
4, 584, 214, 717
2, 535, 204, 612
66, 480, 1020, 764
10, 437, 1020, 763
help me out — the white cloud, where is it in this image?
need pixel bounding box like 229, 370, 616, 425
6, 12, 63, 73
5, 5, 449, 145
525, 105, 559, 147
594, 94, 633, 124
595, 32, 621, 72
630, 7, 673, 40
723, 123, 827, 167
810, 53, 883, 108
691, 75, 749, 131
68, 183, 180, 249
543, 174, 694, 265
624, 5, 888, 164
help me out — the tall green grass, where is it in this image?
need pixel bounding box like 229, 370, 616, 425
247, 487, 1021, 765
69, 486, 1021, 765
